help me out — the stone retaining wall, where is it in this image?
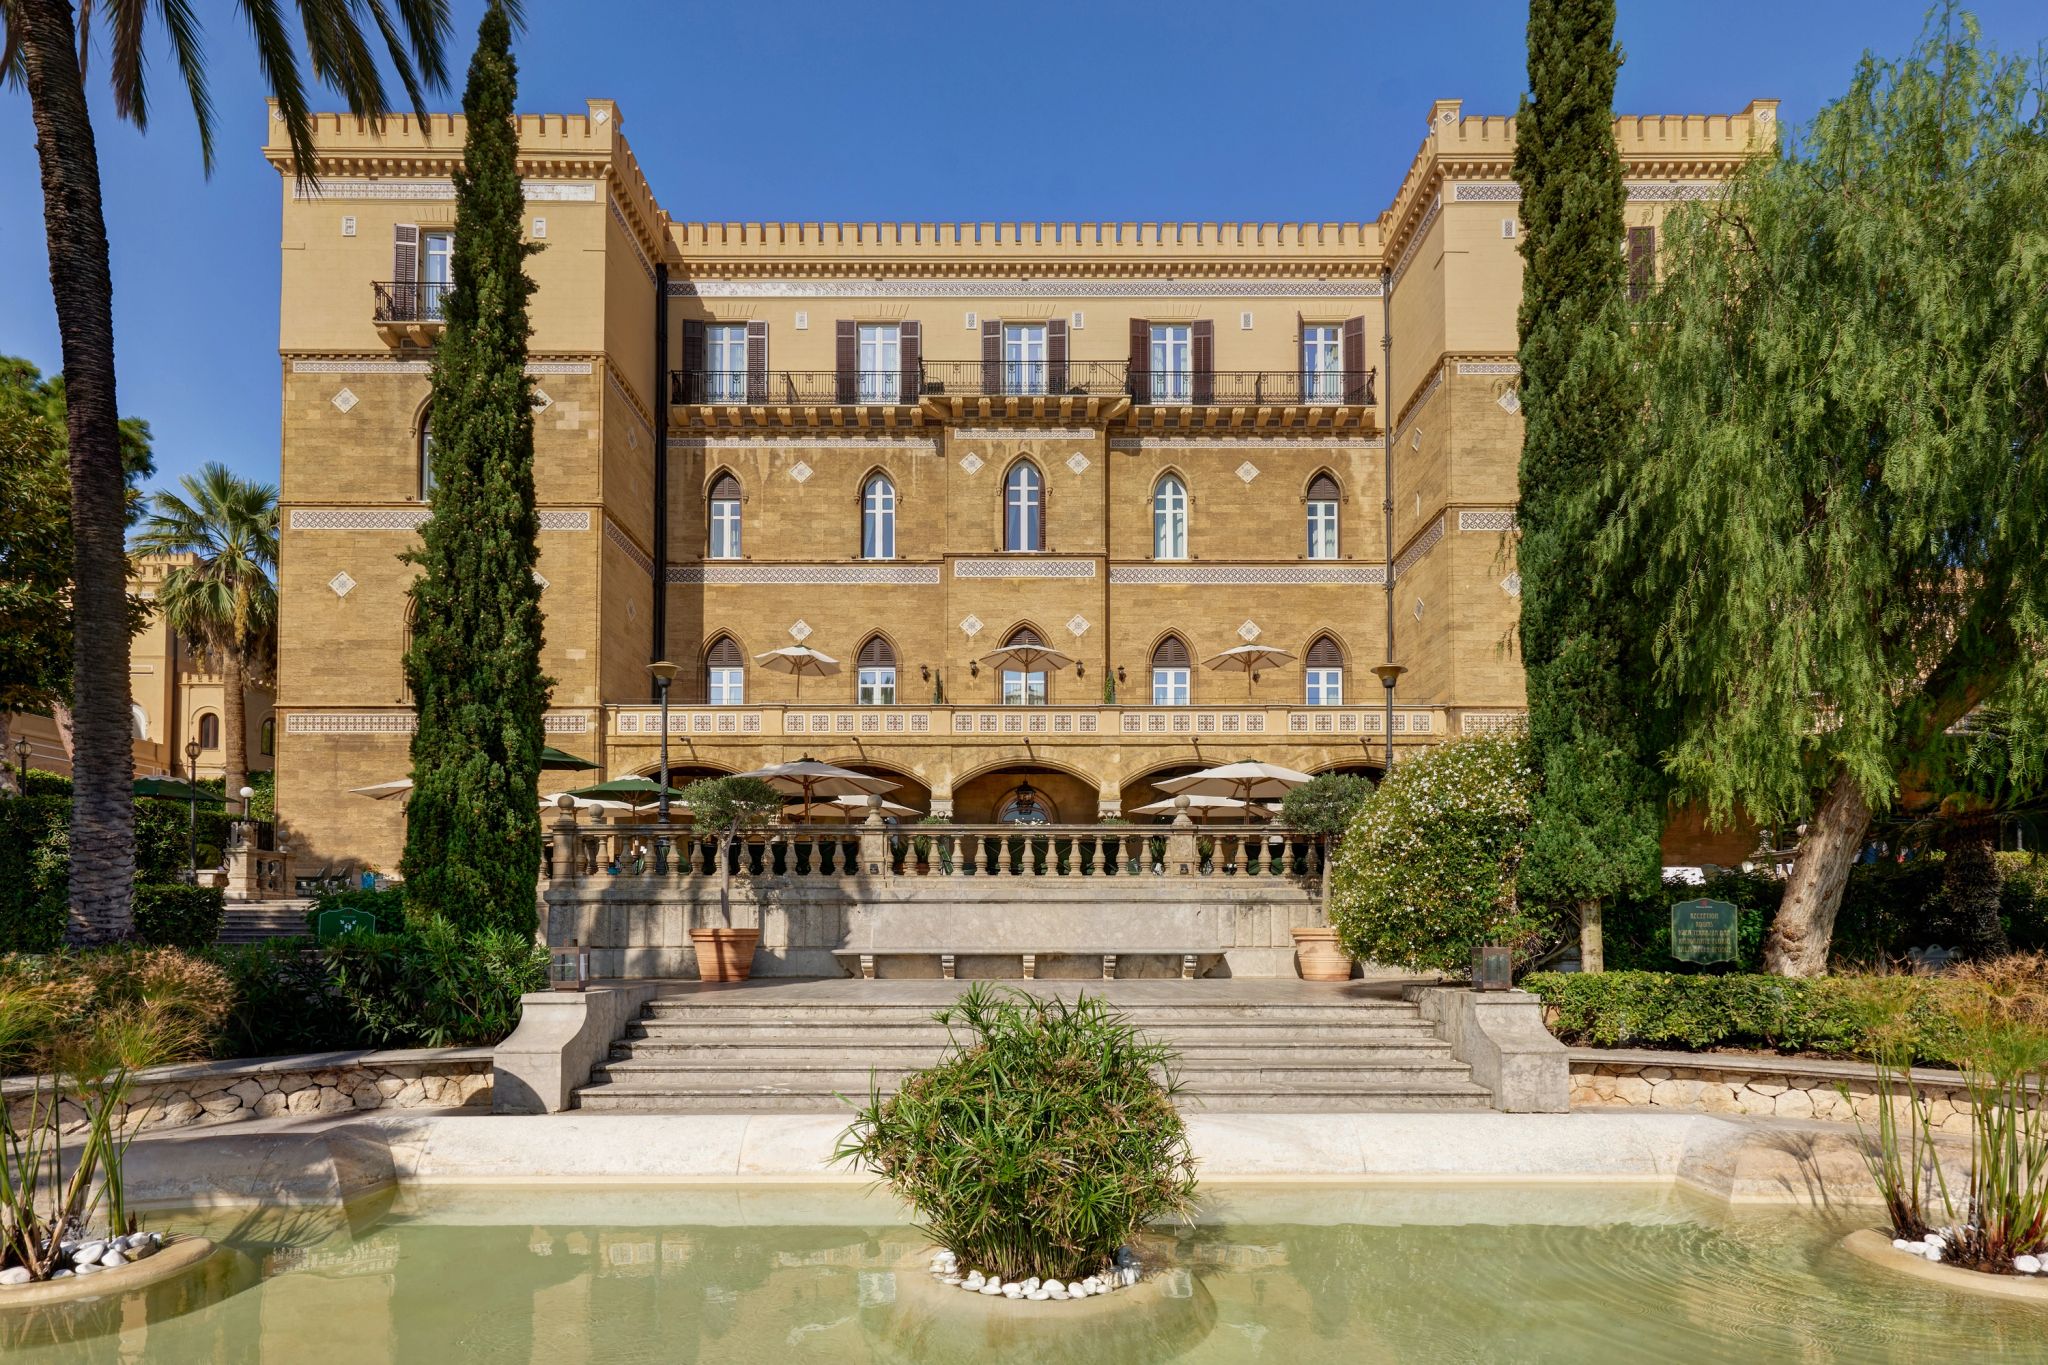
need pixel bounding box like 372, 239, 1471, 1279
1567, 1049, 1976, 1133
3, 1047, 494, 1137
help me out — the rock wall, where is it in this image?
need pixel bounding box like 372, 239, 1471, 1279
1568, 1055, 1976, 1134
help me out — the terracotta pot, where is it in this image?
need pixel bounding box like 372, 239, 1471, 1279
1290, 926, 1352, 982
690, 927, 761, 983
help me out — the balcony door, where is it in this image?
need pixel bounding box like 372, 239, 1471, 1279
1149, 324, 1192, 402
858, 325, 901, 403
421, 232, 454, 318
1004, 324, 1047, 395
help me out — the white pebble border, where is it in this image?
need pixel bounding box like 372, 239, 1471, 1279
926, 1246, 1145, 1302
1886, 1226, 2046, 1277
0, 1230, 165, 1286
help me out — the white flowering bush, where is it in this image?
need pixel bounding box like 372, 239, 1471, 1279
1327, 731, 1544, 974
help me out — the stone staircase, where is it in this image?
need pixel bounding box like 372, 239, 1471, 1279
217, 899, 316, 945
572, 983, 1494, 1114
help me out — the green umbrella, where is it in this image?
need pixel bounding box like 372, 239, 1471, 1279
561, 776, 689, 806
540, 746, 599, 771
134, 777, 225, 803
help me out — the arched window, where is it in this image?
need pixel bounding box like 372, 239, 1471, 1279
197, 713, 221, 750
1152, 475, 1188, 560
130, 704, 150, 742
861, 474, 896, 560
705, 635, 745, 704
418, 411, 436, 501
708, 473, 742, 559
1306, 472, 1340, 559
1003, 462, 1043, 552
856, 635, 897, 705
1000, 625, 1048, 706
259, 718, 275, 756
1150, 635, 1191, 706
1305, 635, 1344, 706
998, 781, 1054, 824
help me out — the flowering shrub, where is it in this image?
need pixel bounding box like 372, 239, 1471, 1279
1326, 731, 1544, 973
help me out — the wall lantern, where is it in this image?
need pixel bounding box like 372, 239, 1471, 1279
1115, 665, 1126, 685
550, 938, 590, 992
969, 660, 979, 678
919, 664, 932, 683
1470, 945, 1513, 992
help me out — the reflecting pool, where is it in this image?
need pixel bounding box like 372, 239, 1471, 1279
6, 1184, 2045, 1362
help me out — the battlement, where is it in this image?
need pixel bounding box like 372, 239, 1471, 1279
668, 219, 1383, 272
262, 97, 624, 166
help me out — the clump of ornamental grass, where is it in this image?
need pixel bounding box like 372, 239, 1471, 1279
835, 985, 1198, 1283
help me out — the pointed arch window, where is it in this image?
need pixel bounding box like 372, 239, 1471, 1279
259, 718, 275, 757
1305, 635, 1345, 706
197, 713, 221, 751
861, 474, 896, 560
1004, 462, 1044, 552
856, 635, 897, 705
417, 411, 436, 501
1151, 635, 1191, 706
1307, 473, 1340, 559
1152, 475, 1188, 560
708, 474, 742, 559
1000, 625, 1048, 706
705, 635, 745, 705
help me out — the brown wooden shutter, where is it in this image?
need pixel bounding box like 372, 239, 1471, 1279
1296, 311, 1307, 395
680, 320, 705, 402
1128, 317, 1150, 400
706, 636, 743, 668
1307, 472, 1341, 502
1342, 317, 1368, 403
1306, 636, 1343, 668
1191, 319, 1215, 404
745, 320, 769, 401
858, 636, 896, 668
1045, 317, 1068, 393
1006, 625, 1045, 647
900, 320, 922, 400
1628, 226, 1656, 301
392, 224, 419, 319
1151, 636, 1191, 670
835, 320, 858, 403
981, 319, 1002, 394
708, 472, 741, 502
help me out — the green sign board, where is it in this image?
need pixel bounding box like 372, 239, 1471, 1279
1670, 898, 1739, 965
315, 907, 379, 943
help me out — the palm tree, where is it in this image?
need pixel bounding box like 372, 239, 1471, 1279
135, 464, 279, 802
2, 2, 453, 939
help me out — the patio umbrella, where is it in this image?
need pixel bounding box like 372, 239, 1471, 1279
348, 779, 413, 801
561, 776, 692, 808
737, 756, 898, 823
1127, 794, 1275, 823
783, 794, 921, 823
1201, 644, 1298, 699
976, 642, 1078, 673
540, 745, 600, 771
539, 794, 640, 815
134, 777, 226, 803
1155, 760, 1315, 809
752, 646, 840, 701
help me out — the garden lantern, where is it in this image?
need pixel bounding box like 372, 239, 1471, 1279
550, 938, 590, 992
1471, 945, 1513, 992
184, 738, 203, 881
12, 735, 28, 794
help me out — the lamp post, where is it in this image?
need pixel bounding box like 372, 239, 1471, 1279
184, 738, 203, 883
1371, 663, 1408, 775
646, 660, 679, 823
12, 735, 27, 796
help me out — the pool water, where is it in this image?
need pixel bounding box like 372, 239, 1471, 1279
6, 1185, 2045, 1363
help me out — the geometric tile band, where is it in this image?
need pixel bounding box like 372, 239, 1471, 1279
1449, 181, 1722, 203
290, 359, 593, 376
952, 559, 1098, 580
668, 435, 940, 452
671, 278, 1385, 300
1109, 435, 1387, 451
1110, 564, 1388, 586
1390, 195, 1441, 292
291, 507, 591, 531
603, 516, 656, 576
286, 710, 592, 734
1456, 509, 1517, 533
665, 564, 942, 586
292, 179, 597, 202
1392, 515, 1447, 580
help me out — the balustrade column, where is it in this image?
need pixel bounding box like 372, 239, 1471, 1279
1237, 834, 1254, 877
996, 835, 1013, 876
1094, 833, 1116, 878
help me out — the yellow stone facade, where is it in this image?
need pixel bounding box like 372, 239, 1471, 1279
267, 96, 1777, 873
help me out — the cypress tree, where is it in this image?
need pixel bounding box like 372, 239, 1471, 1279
1511, 0, 1663, 969
401, 1, 549, 937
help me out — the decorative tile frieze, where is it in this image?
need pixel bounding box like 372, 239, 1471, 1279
1389, 195, 1441, 291
670, 278, 1384, 300
1455, 361, 1521, 375
1449, 181, 1721, 204
1110, 564, 1387, 586
291, 359, 592, 377
292, 508, 430, 531
292, 179, 597, 202
1392, 516, 1447, 580
1457, 509, 1517, 533
1451, 182, 1523, 202
603, 517, 655, 576
952, 559, 1097, 579
953, 427, 1098, 439
543, 713, 591, 734
1461, 711, 1527, 734
537, 510, 591, 531
668, 434, 938, 452
1108, 435, 1387, 451
285, 712, 416, 735
665, 563, 940, 586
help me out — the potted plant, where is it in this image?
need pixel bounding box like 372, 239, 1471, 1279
678, 776, 784, 982
1280, 773, 1377, 982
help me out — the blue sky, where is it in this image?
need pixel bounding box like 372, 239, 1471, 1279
2, 1, 2041, 496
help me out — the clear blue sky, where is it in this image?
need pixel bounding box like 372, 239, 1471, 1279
2, 1, 2041, 497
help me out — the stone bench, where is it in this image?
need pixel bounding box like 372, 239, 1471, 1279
831, 947, 1224, 981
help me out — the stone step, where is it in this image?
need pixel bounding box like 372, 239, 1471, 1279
574, 1084, 1492, 1115
609, 1039, 1459, 1066
623, 1019, 1443, 1045
589, 1059, 1483, 1093
640, 1001, 1424, 1026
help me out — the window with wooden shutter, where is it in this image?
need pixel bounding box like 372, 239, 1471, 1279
389, 224, 419, 320
835, 320, 858, 402
981, 319, 1002, 393
857, 636, 896, 668
1045, 318, 1068, 393
1627, 226, 1657, 302
1305, 635, 1344, 705
708, 473, 743, 559
1151, 636, 1191, 669
1191, 319, 1215, 404
745, 320, 769, 401
1307, 472, 1341, 502
1128, 317, 1150, 398
856, 635, 897, 705
680, 320, 705, 402
900, 320, 922, 400
1306, 635, 1344, 668
1150, 634, 1191, 705
706, 636, 743, 668
1342, 317, 1369, 403
705, 635, 745, 704
1005, 625, 1044, 647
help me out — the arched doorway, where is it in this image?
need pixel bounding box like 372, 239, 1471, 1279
951, 763, 1096, 825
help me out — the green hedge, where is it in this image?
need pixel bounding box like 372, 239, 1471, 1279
207, 939, 367, 1058
1524, 970, 1970, 1064
132, 883, 225, 951
322, 918, 549, 1048
0, 795, 71, 953
304, 885, 407, 935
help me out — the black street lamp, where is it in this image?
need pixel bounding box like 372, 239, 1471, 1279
184, 738, 203, 883
12, 735, 28, 796
646, 660, 679, 822
1371, 663, 1408, 775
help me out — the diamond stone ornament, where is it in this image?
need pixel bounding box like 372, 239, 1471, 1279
959, 453, 985, 475
1499, 573, 1522, 597
1236, 461, 1260, 483
532, 571, 550, 589
328, 571, 357, 599
1237, 620, 1261, 642
789, 620, 814, 642
1066, 614, 1090, 637
1497, 389, 1521, 414
330, 388, 358, 413
789, 461, 814, 483
959, 615, 984, 638
531, 388, 554, 413
1066, 452, 1091, 474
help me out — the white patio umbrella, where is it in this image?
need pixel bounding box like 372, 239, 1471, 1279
753, 646, 840, 700
1127, 794, 1277, 823
783, 794, 922, 823
539, 794, 640, 815
1155, 760, 1315, 809
349, 779, 413, 800
1201, 644, 1297, 699
737, 756, 899, 822
976, 642, 1078, 673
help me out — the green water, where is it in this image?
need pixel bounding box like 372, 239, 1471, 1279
6, 1185, 2045, 1362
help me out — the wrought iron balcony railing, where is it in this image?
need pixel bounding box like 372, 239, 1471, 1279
1130, 370, 1377, 406
917, 359, 1132, 399
670, 370, 919, 405
665, 363, 1376, 406
371, 281, 450, 325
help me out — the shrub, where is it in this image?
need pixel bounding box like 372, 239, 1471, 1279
324, 918, 548, 1048
131, 883, 224, 951
206, 940, 365, 1058
304, 885, 406, 935
1279, 772, 1375, 837
0, 794, 70, 952
837, 985, 1198, 1282
1327, 731, 1543, 974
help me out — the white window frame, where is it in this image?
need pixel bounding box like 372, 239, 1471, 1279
708, 667, 745, 705
705, 324, 748, 401
1307, 499, 1338, 559
1306, 667, 1344, 706
1152, 667, 1190, 706
1303, 325, 1342, 401
709, 495, 742, 559
862, 475, 896, 559
858, 324, 901, 403
421, 232, 454, 317
1003, 323, 1047, 395
857, 666, 897, 706
1149, 323, 1192, 402
1002, 669, 1049, 706
1005, 463, 1043, 551
1152, 476, 1188, 560
418, 418, 436, 501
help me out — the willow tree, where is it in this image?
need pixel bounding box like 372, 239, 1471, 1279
401, 2, 550, 937
1609, 13, 2048, 975
1511, 0, 1662, 971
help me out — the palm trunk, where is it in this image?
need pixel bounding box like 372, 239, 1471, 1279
1762, 770, 1872, 977
18, 0, 136, 941
223, 651, 249, 802
1938, 818, 2007, 960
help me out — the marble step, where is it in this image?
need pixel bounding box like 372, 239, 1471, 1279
587, 1059, 1484, 1094
639, 1001, 1427, 1026
623, 1019, 1444, 1045
609, 1039, 1460, 1066
574, 1083, 1493, 1115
